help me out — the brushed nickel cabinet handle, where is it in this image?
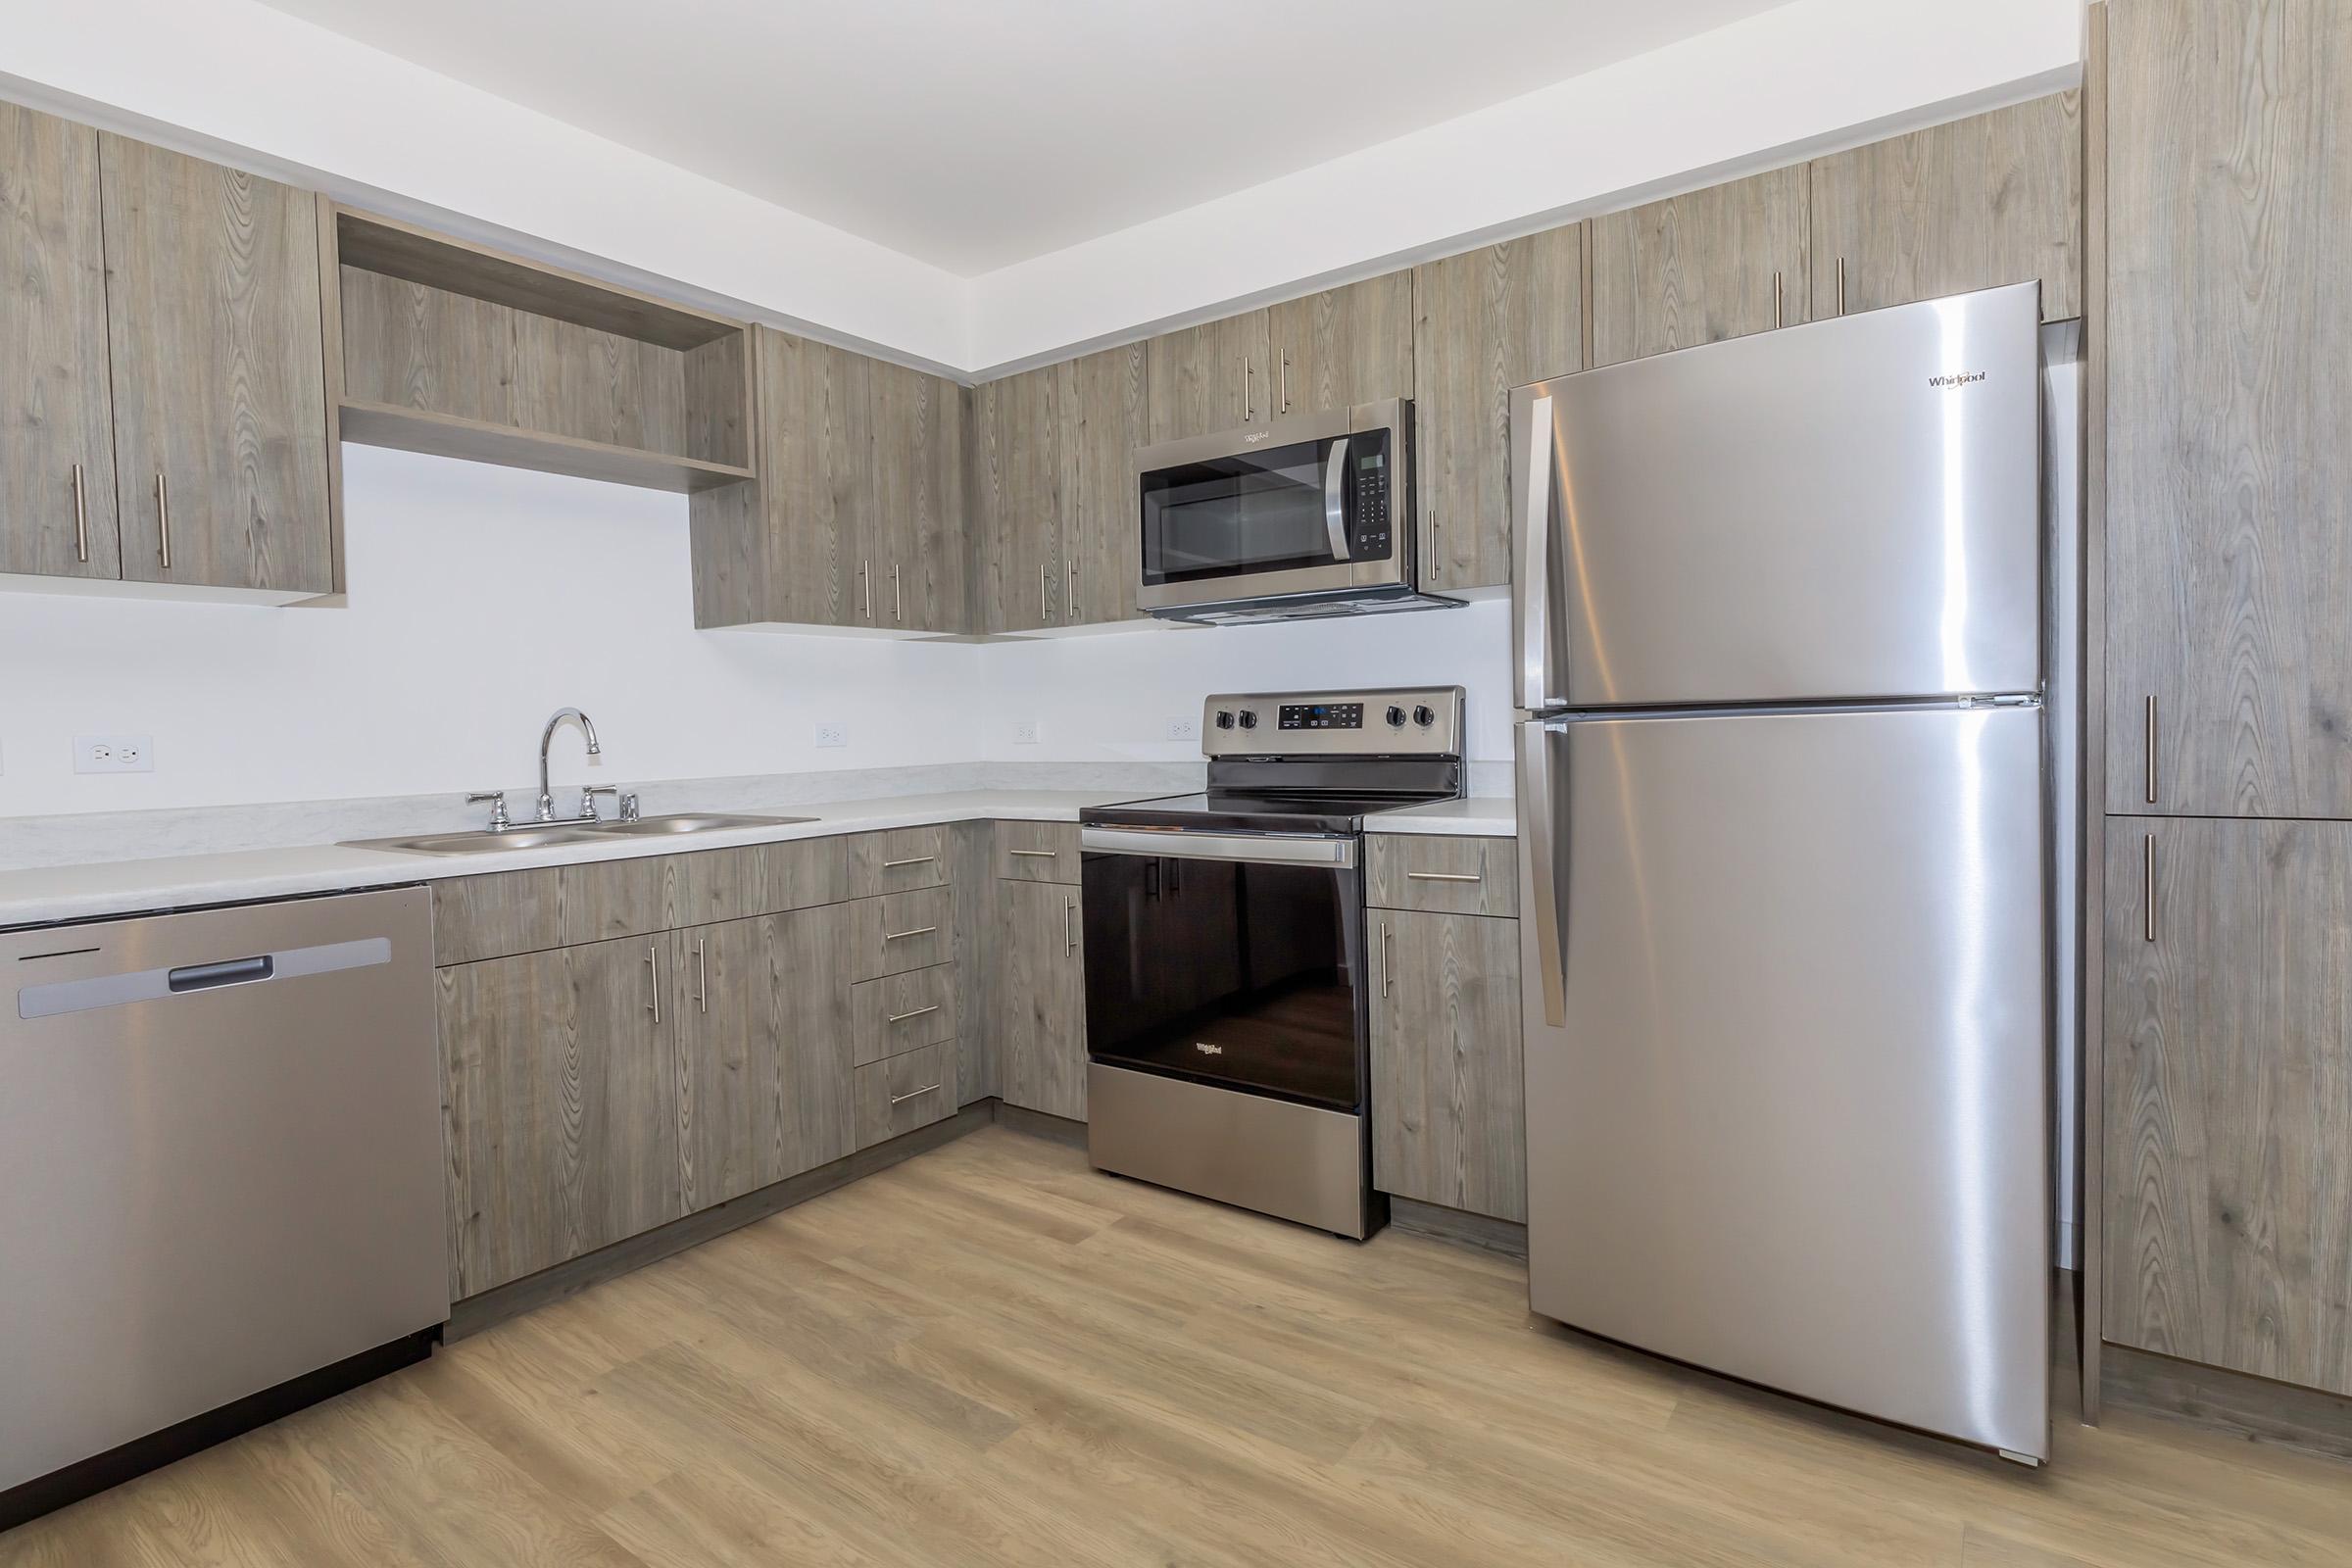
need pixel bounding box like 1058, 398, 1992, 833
893, 562, 903, 622
1064, 901, 1076, 956
1008, 848, 1058, 858
695, 937, 708, 1013
156, 472, 172, 569
887, 1003, 942, 1024
1773, 270, 1785, 330
2144, 694, 2157, 805
2143, 834, 2156, 943
860, 560, 873, 619
646, 945, 662, 1024
1836, 256, 1846, 316
1380, 920, 1394, 997
1067, 558, 1078, 620
889, 1081, 944, 1105
71, 463, 88, 563
1244, 361, 1253, 422
1279, 350, 1291, 414
1039, 562, 1049, 622
882, 855, 937, 868
883, 924, 940, 943
1406, 870, 1482, 883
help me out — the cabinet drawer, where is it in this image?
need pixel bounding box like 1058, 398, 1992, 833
1365, 835, 1517, 916
856, 1041, 956, 1148
432, 855, 673, 965
670, 837, 850, 926
996, 820, 1081, 884
849, 825, 951, 899
852, 886, 955, 979
853, 961, 960, 1065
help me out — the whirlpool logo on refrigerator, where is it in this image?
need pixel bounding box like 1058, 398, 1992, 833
1927, 370, 1989, 389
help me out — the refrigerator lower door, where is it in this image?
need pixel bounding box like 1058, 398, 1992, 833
1517, 707, 2050, 1457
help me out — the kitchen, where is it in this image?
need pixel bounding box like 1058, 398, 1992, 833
4, 0, 2349, 1561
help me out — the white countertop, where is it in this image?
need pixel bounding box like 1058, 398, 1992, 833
0, 787, 1518, 928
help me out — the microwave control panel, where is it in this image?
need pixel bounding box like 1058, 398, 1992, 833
1348, 431, 1393, 561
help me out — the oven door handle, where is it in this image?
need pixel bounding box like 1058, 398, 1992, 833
1080, 826, 1357, 869
1323, 434, 1351, 563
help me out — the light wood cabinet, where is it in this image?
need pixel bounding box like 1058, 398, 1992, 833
1147, 309, 1271, 442
1267, 273, 1414, 417
98, 134, 334, 595
852, 960, 959, 1066
1365, 835, 1517, 917
0, 103, 118, 582
1370, 908, 1526, 1223
995, 821, 1082, 884
1057, 343, 1150, 625
856, 1040, 956, 1148
1589, 166, 1810, 369
868, 360, 965, 632
971, 365, 1063, 631
438, 934, 682, 1298
2102, 816, 2352, 1396
2103, 0, 2352, 819
998, 875, 1088, 1120
1411, 225, 1583, 592
1809, 93, 2082, 322
670, 915, 783, 1212
760, 328, 870, 627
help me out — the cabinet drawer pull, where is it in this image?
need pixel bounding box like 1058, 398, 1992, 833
1836, 256, 1846, 316
889, 1081, 944, 1106
887, 1003, 943, 1024
860, 559, 873, 619
1064, 900, 1076, 956
882, 854, 937, 869
1380, 920, 1394, 997
1039, 562, 1049, 622
2144, 694, 2157, 805
884, 925, 939, 942
893, 562, 904, 623
1008, 848, 1058, 858
1772, 270, 1785, 330
156, 472, 172, 569
2143, 833, 2156, 943
72, 463, 88, 563
695, 936, 708, 1013
1405, 870, 1482, 883
1278, 349, 1290, 414
646, 944, 662, 1023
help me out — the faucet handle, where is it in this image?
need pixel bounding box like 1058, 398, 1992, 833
618, 792, 642, 823
577, 786, 618, 822
466, 791, 512, 831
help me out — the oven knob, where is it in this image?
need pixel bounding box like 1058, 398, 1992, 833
1214, 710, 1236, 730
1237, 710, 1259, 730
1385, 705, 1408, 728
1412, 705, 1437, 728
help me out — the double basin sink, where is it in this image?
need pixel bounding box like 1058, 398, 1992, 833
345, 812, 815, 858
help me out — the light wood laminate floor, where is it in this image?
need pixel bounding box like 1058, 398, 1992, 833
6, 1126, 2350, 1566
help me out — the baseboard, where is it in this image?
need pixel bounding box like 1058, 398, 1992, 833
991, 1099, 1089, 1149
2103, 1342, 2352, 1463
1388, 1196, 1529, 1260
447, 1102, 992, 1341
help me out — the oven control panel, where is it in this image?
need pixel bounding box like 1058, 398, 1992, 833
1203, 687, 1464, 759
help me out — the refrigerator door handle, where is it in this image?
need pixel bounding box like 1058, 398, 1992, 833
1519, 719, 1568, 1027
1512, 387, 1563, 710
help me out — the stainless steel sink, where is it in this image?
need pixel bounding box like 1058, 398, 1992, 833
343, 812, 813, 857
581, 812, 815, 837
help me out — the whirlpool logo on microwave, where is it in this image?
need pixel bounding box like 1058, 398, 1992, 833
1928, 370, 1988, 389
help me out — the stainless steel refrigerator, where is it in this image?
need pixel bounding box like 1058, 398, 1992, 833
1511, 282, 2052, 1462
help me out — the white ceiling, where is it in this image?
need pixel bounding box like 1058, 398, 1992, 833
256, 0, 1789, 276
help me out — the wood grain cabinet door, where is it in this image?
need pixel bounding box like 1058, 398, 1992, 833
1267, 272, 1414, 418
670, 917, 785, 1212
2104, 0, 2352, 818
971, 365, 1063, 631
2102, 816, 2352, 1396
437, 934, 682, 1298
776, 904, 858, 1179
1370, 909, 1526, 1222
96, 134, 332, 594
1588, 166, 1810, 369
1808, 92, 2082, 322
869, 360, 964, 632
1146, 309, 1270, 442
0, 103, 120, 581
1056, 342, 1149, 626
1411, 225, 1582, 593
997, 876, 1088, 1120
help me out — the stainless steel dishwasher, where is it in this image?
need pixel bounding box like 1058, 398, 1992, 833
0, 886, 447, 1522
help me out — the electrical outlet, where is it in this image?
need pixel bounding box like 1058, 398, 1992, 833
1165, 716, 1199, 742
813, 721, 848, 749
75, 734, 155, 774
1011, 719, 1041, 745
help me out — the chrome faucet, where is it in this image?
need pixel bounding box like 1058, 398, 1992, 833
535, 708, 602, 823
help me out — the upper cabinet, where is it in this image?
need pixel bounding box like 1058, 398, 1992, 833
1267, 273, 1414, 417
1810, 93, 2082, 321
971, 365, 1063, 633
0, 104, 118, 583
1146, 309, 1270, 442
1058, 343, 1150, 626
2104, 0, 2352, 819
1413, 225, 1583, 593
1590, 166, 1811, 369
869, 360, 966, 634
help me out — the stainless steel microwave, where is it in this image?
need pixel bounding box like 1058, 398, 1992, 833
1135, 398, 1455, 624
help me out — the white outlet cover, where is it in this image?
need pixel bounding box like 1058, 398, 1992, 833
74, 734, 155, 774
813, 721, 848, 749
1011, 719, 1041, 745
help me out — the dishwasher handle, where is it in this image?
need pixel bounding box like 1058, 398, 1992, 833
169, 956, 275, 994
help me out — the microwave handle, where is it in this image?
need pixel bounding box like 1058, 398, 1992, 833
1323, 435, 1351, 562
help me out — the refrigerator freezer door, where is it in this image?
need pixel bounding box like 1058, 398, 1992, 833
1513, 282, 2043, 708
1517, 706, 2050, 1457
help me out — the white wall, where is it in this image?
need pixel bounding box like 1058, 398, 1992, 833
978, 599, 1516, 769
0, 448, 985, 818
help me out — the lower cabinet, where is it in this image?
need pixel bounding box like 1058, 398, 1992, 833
856, 1040, 957, 1147
1369, 906, 1527, 1223
998, 874, 1088, 1120
438, 934, 682, 1298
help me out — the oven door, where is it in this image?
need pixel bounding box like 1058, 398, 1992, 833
1136, 401, 1405, 612
1079, 827, 1366, 1112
